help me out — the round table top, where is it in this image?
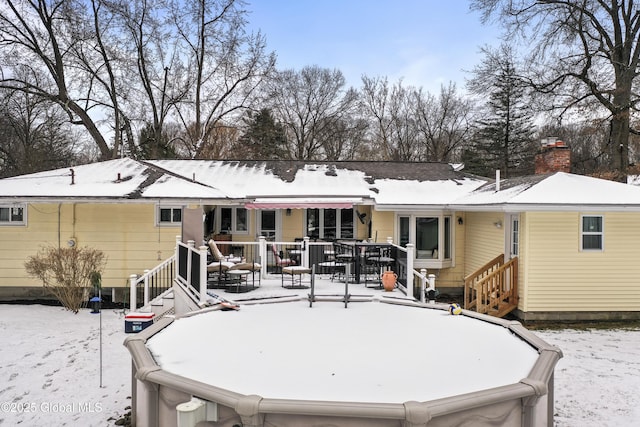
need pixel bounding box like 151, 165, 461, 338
227, 269, 251, 275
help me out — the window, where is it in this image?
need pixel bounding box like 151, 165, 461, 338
511, 215, 519, 257
416, 217, 439, 259
581, 215, 603, 251
158, 207, 181, 225
306, 208, 354, 240
0, 205, 25, 225
399, 216, 410, 247
219, 207, 249, 234
259, 210, 277, 240
397, 213, 453, 264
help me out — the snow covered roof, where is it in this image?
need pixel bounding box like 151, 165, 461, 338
453, 172, 640, 211
3, 159, 640, 210
0, 158, 230, 202
146, 159, 487, 207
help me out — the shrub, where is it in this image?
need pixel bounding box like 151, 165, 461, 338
25, 246, 107, 314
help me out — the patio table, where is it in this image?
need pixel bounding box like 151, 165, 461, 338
333, 241, 393, 284
226, 269, 252, 293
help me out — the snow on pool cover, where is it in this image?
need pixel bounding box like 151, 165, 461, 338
146, 300, 539, 404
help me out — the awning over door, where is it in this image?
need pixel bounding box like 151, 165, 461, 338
245, 197, 362, 209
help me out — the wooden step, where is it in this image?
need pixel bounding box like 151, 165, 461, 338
488, 302, 518, 318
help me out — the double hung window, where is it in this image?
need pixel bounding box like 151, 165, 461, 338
581, 215, 603, 251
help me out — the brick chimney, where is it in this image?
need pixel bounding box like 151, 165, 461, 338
535, 137, 571, 174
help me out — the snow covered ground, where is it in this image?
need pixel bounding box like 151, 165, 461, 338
0, 302, 639, 426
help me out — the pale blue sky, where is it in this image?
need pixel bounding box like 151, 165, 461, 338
246, 1, 503, 93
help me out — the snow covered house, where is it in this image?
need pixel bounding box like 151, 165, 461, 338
2, 146, 640, 321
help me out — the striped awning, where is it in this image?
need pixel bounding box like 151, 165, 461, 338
245, 198, 362, 209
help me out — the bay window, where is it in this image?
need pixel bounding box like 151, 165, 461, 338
398, 213, 453, 266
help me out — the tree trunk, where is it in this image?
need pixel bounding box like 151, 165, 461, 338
609, 111, 630, 182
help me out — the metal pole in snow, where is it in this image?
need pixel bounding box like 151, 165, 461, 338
99, 290, 103, 388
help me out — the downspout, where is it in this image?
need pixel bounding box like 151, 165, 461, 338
58, 203, 62, 248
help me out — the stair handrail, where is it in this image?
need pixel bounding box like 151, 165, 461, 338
129, 254, 176, 310
464, 254, 518, 316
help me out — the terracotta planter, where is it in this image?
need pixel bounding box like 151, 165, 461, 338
381, 271, 397, 291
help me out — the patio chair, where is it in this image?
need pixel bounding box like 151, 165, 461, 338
271, 244, 296, 273
206, 260, 237, 288
208, 239, 242, 263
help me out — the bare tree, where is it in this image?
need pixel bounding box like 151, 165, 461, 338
270, 65, 359, 160
471, 0, 640, 180
103, 0, 191, 159
169, 0, 275, 158
360, 76, 421, 161
413, 82, 474, 162
0, 81, 79, 177
0, 0, 112, 158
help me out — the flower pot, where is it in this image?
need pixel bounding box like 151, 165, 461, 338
381, 271, 397, 291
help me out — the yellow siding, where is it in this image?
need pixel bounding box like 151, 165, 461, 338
280, 209, 303, 241
371, 210, 394, 243
522, 212, 640, 312
434, 213, 467, 290
0, 203, 179, 290
463, 212, 505, 275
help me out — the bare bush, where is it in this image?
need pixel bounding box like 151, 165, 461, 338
25, 246, 107, 314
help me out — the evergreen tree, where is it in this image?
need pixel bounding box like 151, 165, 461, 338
237, 109, 288, 160
467, 45, 537, 177
136, 123, 177, 160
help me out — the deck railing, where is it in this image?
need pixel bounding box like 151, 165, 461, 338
464, 254, 518, 317
130, 236, 433, 310
129, 254, 176, 310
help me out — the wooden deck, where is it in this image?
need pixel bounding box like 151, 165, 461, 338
464, 254, 518, 318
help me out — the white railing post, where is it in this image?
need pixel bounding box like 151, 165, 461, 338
129, 274, 137, 310
303, 236, 310, 268
143, 269, 150, 306
428, 274, 436, 294
420, 268, 427, 303
259, 236, 267, 279
199, 245, 208, 305
406, 243, 414, 299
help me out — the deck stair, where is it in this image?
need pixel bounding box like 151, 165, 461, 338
464, 254, 518, 318
150, 289, 175, 317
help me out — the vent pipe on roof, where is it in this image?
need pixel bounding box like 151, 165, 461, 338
495, 170, 500, 192
70, 168, 75, 185
192, 173, 196, 182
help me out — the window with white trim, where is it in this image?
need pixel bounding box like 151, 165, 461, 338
581, 215, 603, 251
397, 213, 453, 265
158, 206, 181, 225
0, 205, 25, 225
306, 208, 355, 240
219, 207, 248, 234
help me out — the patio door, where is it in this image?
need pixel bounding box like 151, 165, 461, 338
258, 210, 280, 241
